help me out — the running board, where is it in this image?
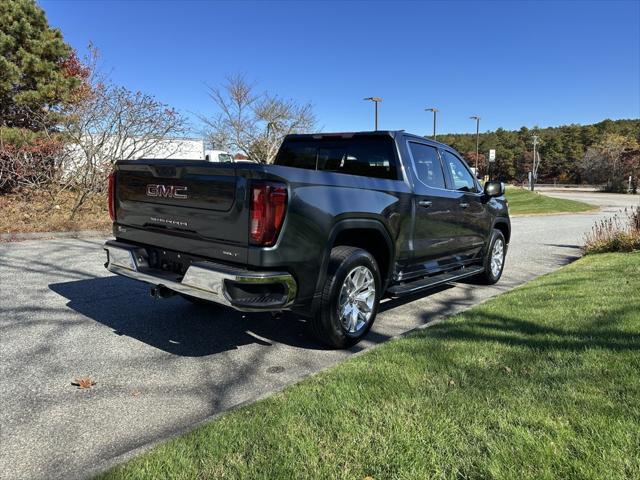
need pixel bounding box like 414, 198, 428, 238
386, 265, 485, 297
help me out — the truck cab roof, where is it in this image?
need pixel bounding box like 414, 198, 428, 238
284, 130, 457, 152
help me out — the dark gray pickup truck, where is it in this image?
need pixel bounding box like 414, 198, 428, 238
104, 131, 510, 348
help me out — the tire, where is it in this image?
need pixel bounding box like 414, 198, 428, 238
475, 229, 507, 285
310, 246, 381, 349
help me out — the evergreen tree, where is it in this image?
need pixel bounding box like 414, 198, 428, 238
0, 0, 79, 129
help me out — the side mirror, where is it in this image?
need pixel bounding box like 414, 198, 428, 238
484, 181, 505, 197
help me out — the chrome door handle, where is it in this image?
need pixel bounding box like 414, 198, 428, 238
418, 200, 433, 208
459, 202, 469, 209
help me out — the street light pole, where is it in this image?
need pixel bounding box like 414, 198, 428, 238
364, 97, 382, 131
425, 108, 438, 140
470, 115, 481, 175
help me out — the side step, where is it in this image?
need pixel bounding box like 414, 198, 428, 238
386, 265, 485, 298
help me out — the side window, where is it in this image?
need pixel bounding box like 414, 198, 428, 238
442, 151, 477, 192
408, 142, 446, 189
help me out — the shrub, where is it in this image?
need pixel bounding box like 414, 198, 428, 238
0, 128, 66, 194
583, 206, 640, 254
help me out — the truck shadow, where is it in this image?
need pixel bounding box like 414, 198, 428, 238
49, 276, 325, 357
50, 275, 467, 358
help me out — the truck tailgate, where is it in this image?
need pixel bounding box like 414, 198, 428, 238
114, 161, 249, 263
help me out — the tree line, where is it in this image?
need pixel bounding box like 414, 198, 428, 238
438, 119, 640, 191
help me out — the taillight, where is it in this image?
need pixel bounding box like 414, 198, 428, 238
250, 182, 287, 246
108, 171, 116, 221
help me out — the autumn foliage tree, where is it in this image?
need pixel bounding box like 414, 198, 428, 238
0, 0, 90, 194
581, 134, 640, 192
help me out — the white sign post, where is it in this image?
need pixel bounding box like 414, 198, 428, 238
486, 149, 496, 181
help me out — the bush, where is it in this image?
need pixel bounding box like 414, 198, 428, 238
583, 206, 640, 254
0, 128, 66, 194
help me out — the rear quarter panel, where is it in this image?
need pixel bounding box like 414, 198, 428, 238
250, 165, 413, 305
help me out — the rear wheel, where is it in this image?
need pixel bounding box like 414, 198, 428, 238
475, 229, 506, 285
310, 246, 381, 348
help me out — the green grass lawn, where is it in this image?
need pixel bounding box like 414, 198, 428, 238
506, 187, 595, 215
100, 253, 640, 480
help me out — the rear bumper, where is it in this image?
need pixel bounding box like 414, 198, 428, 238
103, 240, 297, 311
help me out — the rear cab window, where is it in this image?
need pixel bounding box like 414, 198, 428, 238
274, 135, 399, 180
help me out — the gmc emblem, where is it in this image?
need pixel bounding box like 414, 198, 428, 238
146, 184, 188, 199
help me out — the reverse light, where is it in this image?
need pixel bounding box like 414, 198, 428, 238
250, 182, 287, 246
108, 171, 116, 221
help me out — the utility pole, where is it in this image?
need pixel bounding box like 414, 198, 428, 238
531, 135, 539, 191
470, 115, 481, 175
364, 97, 382, 131
425, 107, 438, 140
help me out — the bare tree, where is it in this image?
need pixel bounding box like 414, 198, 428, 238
200, 74, 317, 163
59, 49, 189, 216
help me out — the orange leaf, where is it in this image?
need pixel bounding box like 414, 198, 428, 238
72, 377, 96, 389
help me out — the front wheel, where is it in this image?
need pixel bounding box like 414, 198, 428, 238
310, 246, 381, 348
475, 229, 507, 285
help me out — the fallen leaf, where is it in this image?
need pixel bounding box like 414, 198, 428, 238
72, 377, 96, 389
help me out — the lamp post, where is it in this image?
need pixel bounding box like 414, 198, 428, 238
469, 115, 481, 175
425, 107, 438, 140
364, 97, 382, 131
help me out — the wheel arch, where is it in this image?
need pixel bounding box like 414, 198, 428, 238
314, 219, 395, 298
493, 218, 511, 244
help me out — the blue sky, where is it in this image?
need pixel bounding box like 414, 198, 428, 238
41, 0, 639, 136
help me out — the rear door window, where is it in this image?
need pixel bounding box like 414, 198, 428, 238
274, 136, 399, 180
408, 142, 446, 189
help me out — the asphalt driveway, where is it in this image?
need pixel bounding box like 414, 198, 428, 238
0, 191, 637, 480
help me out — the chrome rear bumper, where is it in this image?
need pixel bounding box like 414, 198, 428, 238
103, 240, 297, 311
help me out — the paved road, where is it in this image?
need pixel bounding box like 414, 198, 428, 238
540, 190, 638, 209
0, 192, 637, 480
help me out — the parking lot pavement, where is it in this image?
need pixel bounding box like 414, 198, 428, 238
0, 192, 637, 480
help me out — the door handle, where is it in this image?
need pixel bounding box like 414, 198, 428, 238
418, 200, 433, 208
459, 202, 469, 209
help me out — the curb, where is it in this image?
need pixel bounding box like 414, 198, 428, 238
510, 207, 601, 218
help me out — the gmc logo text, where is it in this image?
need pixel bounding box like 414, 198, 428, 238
146, 184, 188, 199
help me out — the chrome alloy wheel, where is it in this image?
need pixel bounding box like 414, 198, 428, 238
490, 238, 505, 278
338, 265, 376, 334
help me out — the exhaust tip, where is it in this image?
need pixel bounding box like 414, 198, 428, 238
150, 285, 175, 299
